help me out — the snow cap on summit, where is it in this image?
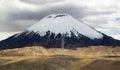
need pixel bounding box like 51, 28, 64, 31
27, 13, 103, 39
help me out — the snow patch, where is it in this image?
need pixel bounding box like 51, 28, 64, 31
28, 13, 103, 39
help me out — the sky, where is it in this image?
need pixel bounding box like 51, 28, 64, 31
0, 0, 120, 40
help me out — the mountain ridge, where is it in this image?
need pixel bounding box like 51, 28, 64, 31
27, 13, 103, 39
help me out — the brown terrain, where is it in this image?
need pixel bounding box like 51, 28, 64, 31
0, 46, 120, 56
0, 46, 120, 70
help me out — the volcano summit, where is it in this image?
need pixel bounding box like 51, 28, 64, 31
28, 14, 103, 39
0, 14, 120, 50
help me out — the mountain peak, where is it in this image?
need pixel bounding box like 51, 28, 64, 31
27, 13, 103, 39
46, 13, 68, 19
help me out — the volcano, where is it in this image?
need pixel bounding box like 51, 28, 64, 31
0, 14, 120, 50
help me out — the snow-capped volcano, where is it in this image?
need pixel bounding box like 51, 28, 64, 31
27, 14, 103, 39
0, 13, 120, 50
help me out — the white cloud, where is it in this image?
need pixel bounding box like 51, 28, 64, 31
112, 35, 120, 40
71, 0, 120, 8
0, 32, 19, 41
82, 11, 120, 39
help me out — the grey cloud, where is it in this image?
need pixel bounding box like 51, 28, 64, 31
8, 4, 114, 21
8, 5, 86, 21
0, 23, 23, 32
20, 0, 65, 5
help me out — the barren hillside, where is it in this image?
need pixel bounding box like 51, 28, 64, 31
0, 46, 120, 56
0, 55, 120, 70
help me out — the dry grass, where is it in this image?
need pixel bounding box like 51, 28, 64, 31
0, 46, 120, 70
0, 46, 120, 57
0, 46, 70, 56
66, 46, 120, 57
0, 55, 120, 70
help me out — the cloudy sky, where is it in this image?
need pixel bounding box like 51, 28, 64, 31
0, 0, 120, 40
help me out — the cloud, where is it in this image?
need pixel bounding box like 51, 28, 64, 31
0, 32, 19, 41
8, 5, 86, 21
8, 3, 114, 21
115, 17, 120, 22
20, 0, 66, 5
